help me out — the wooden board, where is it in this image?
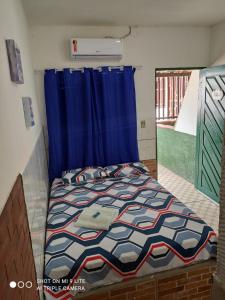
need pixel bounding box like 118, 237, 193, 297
0, 175, 39, 300
142, 159, 157, 179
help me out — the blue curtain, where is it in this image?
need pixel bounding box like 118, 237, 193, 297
45, 66, 139, 181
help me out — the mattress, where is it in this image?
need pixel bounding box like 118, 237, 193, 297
44, 174, 217, 300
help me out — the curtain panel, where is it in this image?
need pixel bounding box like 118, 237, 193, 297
45, 66, 139, 181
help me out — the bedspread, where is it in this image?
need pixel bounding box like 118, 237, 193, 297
44, 174, 217, 300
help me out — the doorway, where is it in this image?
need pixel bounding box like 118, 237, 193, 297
155, 67, 219, 232
155, 68, 200, 184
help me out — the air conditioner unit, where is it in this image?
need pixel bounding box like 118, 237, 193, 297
70, 38, 123, 59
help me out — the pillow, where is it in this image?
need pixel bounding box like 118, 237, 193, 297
104, 162, 149, 178
62, 166, 107, 184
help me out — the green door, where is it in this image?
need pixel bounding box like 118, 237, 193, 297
195, 65, 225, 203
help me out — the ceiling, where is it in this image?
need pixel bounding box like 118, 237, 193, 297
22, 0, 225, 27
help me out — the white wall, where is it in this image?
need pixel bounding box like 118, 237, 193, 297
0, 0, 41, 212
30, 25, 211, 160
174, 22, 225, 137
210, 21, 225, 65
175, 70, 200, 136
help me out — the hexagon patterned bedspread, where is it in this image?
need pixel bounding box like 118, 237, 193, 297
44, 174, 217, 300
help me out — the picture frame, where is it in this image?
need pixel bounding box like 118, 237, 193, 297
5, 39, 24, 84
22, 97, 35, 128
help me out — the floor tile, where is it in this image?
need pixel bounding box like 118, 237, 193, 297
158, 164, 219, 233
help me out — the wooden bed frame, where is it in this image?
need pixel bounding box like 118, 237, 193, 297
0, 175, 39, 300
142, 159, 157, 180
76, 259, 216, 300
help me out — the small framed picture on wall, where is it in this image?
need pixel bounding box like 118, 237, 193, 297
22, 97, 35, 128
5, 39, 24, 84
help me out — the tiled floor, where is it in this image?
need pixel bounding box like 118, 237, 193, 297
158, 164, 219, 233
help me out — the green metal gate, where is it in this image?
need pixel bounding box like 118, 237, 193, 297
195, 65, 225, 203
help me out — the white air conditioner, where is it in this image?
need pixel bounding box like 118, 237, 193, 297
70, 38, 123, 59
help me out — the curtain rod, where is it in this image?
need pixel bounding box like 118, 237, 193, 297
34, 65, 143, 72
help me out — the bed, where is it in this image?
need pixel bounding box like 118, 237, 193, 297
44, 163, 217, 300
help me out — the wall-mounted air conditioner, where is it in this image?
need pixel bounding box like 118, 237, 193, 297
70, 38, 123, 59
